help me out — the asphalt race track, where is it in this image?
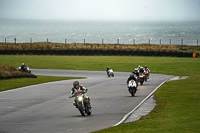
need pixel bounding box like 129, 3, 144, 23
0, 69, 174, 133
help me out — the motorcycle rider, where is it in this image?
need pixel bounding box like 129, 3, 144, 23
69, 81, 92, 108
132, 68, 139, 77
126, 73, 138, 87
144, 65, 150, 79
132, 68, 139, 82
106, 66, 110, 76
139, 66, 145, 73
138, 65, 141, 70
144, 65, 150, 72
21, 63, 27, 71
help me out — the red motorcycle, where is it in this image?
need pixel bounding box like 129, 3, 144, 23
139, 73, 145, 85
145, 70, 149, 82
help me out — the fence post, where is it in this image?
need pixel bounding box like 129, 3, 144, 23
47, 38, 48, 43
117, 38, 119, 44
133, 39, 135, 44
170, 39, 171, 45
102, 39, 103, 44
65, 38, 67, 44
14, 38, 16, 44
197, 39, 198, 46
159, 39, 161, 45
84, 39, 85, 44
149, 39, 150, 44
30, 38, 32, 44
181, 39, 183, 45
5, 38, 6, 44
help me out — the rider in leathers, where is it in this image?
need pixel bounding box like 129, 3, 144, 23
139, 66, 145, 73
126, 73, 138, 87
106, 66, 110, 76
144, 65, 150, 79
21, 63, 27, 71
69, 81, 92, 108
132, 68, 139, 77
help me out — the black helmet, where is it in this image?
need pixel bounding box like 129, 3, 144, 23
144, 65, 147, 69
73, 81, 79, 89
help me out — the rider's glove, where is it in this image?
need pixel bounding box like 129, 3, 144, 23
69, 94, 73, 98
83, 89, 87, 93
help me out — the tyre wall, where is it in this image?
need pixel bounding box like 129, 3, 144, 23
0, 50, 198, 57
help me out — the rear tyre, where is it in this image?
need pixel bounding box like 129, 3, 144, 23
86, 107, 92, 115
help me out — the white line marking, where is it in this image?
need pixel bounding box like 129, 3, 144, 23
114, 78, 170, 126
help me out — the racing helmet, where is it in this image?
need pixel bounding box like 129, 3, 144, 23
73, 81, 79, 89
134, 68, 138, 73
140, 66, 144, 70
144, 65, 147, 69
22, 63, 25, 65
130, 73, 134, 77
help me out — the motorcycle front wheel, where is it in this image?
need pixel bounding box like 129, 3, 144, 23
78, 105, 86, 116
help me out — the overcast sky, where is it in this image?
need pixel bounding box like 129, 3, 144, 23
0, 0, 200, 21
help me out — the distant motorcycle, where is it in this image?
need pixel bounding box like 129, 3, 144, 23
139, 72, 145, 85
70, 90, 92, 116
107, 69, 114, 77
127, 80, 137, 96
17, 66, 31, 73
145, 70, 149, 82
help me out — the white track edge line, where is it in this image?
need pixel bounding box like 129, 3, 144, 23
114, 79, 170, 126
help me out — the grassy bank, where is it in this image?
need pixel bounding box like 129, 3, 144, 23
0, 55, 200, 132
0, 42, 200, 54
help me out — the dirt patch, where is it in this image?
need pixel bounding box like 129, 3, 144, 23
0, 65, 37, 79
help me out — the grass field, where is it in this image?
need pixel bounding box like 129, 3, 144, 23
0, 75, 85, 92
0, 55, 200, 133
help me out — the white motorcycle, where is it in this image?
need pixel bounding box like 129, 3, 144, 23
17, 66, 31, 73
127, 80, 137, 96
107, 69, 114, 77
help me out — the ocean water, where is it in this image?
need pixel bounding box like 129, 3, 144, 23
0, 19, 200, 45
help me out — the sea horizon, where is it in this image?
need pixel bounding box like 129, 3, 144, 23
0, 19, 200, 45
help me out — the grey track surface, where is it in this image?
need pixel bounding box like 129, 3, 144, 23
0, 69, 174, 133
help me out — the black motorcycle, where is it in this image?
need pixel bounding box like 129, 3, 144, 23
70, 90, 92, 116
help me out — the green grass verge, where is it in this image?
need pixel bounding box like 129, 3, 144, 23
0, 75, 85, 92
0, 55, 199, 76
0, 55, 200, 132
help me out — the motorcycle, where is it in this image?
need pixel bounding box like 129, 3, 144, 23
127, 80, 137, 96
107, 69, 114, 77
145, 70, 149, 82
17, 66, 31, 73
139, 72, 145, 85
70, 90, 92, 116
